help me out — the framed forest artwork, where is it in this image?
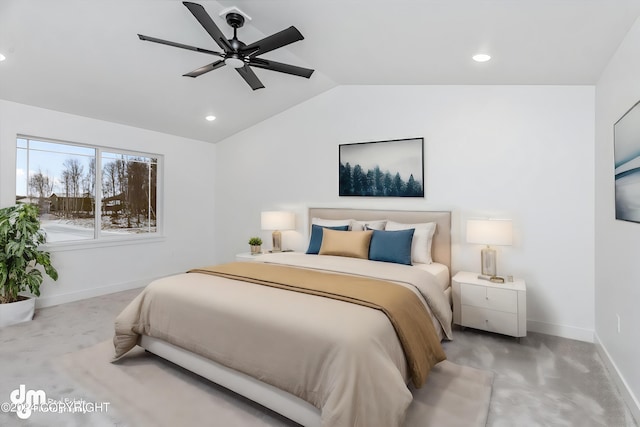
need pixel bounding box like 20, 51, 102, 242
339, 137, 424, 197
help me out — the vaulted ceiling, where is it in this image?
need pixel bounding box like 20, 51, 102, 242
1, 0, 639, 143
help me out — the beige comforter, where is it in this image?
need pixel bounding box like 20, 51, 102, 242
114, 253, 452, 427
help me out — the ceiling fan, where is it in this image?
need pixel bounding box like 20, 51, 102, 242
138, 1, 314, 90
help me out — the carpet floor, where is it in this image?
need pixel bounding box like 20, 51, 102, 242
58, 340, 492, 427
0, 288, 637, 427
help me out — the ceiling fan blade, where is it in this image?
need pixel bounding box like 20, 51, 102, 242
138, 34, 224, 57
183, 60, 226, 78
241, 26, 304, 57
183, 1, 233, 53
249, 58, 314, 79
236, 66, 265, 91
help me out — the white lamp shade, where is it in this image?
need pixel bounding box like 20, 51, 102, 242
261, 211, 295, 231
466, 219, 513, 246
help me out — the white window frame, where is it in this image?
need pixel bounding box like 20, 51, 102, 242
17, 135, 164, 251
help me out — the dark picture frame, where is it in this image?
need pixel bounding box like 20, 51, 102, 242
339, 137, 424, 197
614, 99, 640, 223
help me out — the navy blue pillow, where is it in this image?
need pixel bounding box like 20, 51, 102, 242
306, 224, 349, 254
368, 228, 415, 265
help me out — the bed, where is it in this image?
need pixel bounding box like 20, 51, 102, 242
113, 208, 453, 427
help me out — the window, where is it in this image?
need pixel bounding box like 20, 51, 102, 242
16, 136, 161, 244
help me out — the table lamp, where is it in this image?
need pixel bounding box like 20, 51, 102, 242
261, 211, 295, 252
466, 218, 513, 277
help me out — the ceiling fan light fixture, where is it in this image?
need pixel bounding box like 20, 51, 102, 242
225, 56, 245, 69
472, 53, 491, 63
205, 115, 216, 121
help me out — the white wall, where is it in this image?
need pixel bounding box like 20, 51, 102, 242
0, 100, 217, 307
595, 16, 640, 419
214, 85, 595, 341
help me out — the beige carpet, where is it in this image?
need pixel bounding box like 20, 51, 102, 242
58, 341, 493, 427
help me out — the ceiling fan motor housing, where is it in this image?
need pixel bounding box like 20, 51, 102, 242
225, 32, 247, 68
225, 12, 245, 29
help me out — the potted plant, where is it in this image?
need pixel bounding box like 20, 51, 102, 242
248, 237, 263, 255
0, 204, 58, 327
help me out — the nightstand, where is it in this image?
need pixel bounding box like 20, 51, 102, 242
235, 252, 263, 262
452, 271, 527, 338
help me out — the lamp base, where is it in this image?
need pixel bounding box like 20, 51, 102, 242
271, 230, 282, 252
480, 246, 497, 277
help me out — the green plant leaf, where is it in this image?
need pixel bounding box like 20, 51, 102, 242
0, 204, 58, 303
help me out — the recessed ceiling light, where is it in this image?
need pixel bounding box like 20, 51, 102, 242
205, 115, 216, 122
472, 54, 491, 63
0, 54, 6, 62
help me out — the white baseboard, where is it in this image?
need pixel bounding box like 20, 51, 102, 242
594, 333, 640, 425
527, 319, 594, 343
35, 278, 150, 308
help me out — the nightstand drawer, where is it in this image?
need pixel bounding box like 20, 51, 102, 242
461, 305, 519, 336
460, 283, 518, 313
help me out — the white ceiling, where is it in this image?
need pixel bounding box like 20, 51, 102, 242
1, 0, 639, 143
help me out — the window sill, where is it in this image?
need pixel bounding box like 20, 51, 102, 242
42, 235, 166, 252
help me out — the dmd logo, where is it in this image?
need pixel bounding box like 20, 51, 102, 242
1, 384, 111, 420
9, 384, 46, 419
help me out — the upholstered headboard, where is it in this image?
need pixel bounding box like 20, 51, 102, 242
308, 208, 451, 272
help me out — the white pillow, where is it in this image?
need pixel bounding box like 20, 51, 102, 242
355, 220, 387, 231
384, 220, 436, 264
311, 217, 358, 230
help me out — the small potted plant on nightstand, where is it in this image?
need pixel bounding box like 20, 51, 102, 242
248, 237, 263, 255
0, 204, 58, 328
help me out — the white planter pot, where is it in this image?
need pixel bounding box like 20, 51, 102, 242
0, 297, 35, 328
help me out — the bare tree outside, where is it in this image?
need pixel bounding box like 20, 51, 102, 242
103, 161, 118, 198
102, 152, 157, 233
61, 158, 84, 216
28, 168, 54, 213
82, 158, 96, 213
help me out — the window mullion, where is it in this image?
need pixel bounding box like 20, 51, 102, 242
95, 148, 103, 240
25, 139, 30, 198
148, 159, 151, 233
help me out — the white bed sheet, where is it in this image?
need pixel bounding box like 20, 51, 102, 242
412, 262, 450, 291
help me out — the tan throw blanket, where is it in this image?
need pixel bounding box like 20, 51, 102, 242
189, 262, 446, 387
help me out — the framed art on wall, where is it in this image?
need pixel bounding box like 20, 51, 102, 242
339, 137, 424, 197
614, 100, 640, 223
